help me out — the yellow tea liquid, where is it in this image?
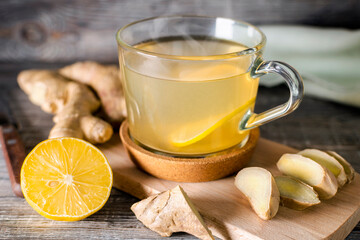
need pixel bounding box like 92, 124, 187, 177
122, 37, 259, 155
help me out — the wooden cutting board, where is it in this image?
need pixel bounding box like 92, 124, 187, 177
99, 135, 360, 240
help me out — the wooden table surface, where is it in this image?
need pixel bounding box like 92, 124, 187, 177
0, 62, 359, 239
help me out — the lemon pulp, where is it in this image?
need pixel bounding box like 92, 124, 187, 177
21, 137, 113, 221
171, 97, 256, 147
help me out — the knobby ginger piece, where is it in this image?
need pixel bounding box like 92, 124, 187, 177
131, 185, 214, 240
18, 70, 113, 144
298, 149, 347, 187
59, 61, 127, 123
277, 154, 338, 199
275, 176, 321, 210
235, 167, 280, 220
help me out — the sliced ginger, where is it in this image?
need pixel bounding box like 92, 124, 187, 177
18, 70, 113, 144
298, 149, 347, 187
233, 150, 354, 217
235, 167, 280, 220
131, 185, 214, 240
275, 176, 320, 210
277, 154, 338, 199
327, 151, 355, 183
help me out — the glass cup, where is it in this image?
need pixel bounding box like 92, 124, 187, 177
116, 16, 303, 156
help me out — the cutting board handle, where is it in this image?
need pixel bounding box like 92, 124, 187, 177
0, 125, 26, 197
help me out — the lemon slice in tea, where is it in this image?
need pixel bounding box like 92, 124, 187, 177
21, 137, 113, 221
171, 97, 256, 147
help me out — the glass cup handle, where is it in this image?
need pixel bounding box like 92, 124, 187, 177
239, 60, 304, 130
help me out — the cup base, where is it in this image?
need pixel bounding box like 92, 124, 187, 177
130, 134, 250, 159
120, 120, 260, 182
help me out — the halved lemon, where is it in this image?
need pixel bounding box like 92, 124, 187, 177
171, 97, 256, 147
21, 137, 113, 221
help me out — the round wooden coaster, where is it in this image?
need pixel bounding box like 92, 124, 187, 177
119, 120, 260, 182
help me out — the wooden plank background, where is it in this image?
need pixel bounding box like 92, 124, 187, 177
0, 0, 359, 63
0, 1, 359, 239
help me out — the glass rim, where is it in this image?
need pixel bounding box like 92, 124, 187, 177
116, 15, 266, 61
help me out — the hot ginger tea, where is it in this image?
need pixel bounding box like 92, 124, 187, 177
121, 37, 259, 155
117, 16, 303, 157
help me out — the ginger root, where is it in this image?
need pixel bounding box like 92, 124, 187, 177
298, 149, 347, 187
234, 167, 280, 220
131, 185, 214, 240
277, 153, 338, 199
275, 176, 320, 210
18, 70, 113, 144
327, 151, 355, 183
59, 61, 127, 123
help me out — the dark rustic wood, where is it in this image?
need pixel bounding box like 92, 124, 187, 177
0, 62, 359, 239
0, 0, 359, 63
0, 125, 25, 197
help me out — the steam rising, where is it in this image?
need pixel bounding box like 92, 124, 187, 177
145, 0, 237, 57
121, 7, 261, 81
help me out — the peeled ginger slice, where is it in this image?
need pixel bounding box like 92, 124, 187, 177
275, 176, 321, 210
235, 167, 280, 220
327, 151, 355, 184
298, 149, 347, 187
277, 154, 338, 200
